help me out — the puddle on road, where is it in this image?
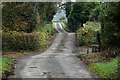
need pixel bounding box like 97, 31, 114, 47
29, 66, 38, 68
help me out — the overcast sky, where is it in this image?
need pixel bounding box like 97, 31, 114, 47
52, 10, 66, 21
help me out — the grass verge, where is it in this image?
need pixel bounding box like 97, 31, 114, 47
52, 21, 71, 32
77, 53, 119, 78
89, 57, 118, 78
60, 22, 71, 32
0, 57, 13, 78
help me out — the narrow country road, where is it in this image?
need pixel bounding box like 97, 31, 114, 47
13, 23, 95, 78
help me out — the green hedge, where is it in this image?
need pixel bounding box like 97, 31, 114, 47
2, 31, 49, 51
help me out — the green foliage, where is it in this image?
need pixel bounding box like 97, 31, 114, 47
85, 21, 101, 29
60, 22, 71, 32
117, 57, 120, 78
65, 2, 72, 18
2, 2, 57, 32
2, 2, 38, 32
2, 2, 57, 51
45, 3, 57, 21
76, 21, 101, 46
90, 57, 119, 78
79, 37, 85, 46
2, 31, 49, 51
99, 2, 120, 50
67, 2, 97, 32
0, 57, 13, 77
89, 4, 101, 21
39, 23, 55, 35
37, 2, 57, 27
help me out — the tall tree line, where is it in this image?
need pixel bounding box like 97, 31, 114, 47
66, 2, 98, 32
2, 2, 57, 33
66, 2, 120, 53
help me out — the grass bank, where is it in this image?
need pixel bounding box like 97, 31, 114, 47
0, 57, 13, 78
90, 57, 118, 78
60, 22, 71, 32
77, 53, 119, 78
52, 21, 71, 32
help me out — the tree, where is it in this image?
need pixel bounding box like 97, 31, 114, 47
2, 2, 57, 32
67, 2, 97, 32
2, 2, 38, 32
45, 3, 57, 21
65, 2, 72, 18
89, 4, 100, 21
99, 2, 120, 50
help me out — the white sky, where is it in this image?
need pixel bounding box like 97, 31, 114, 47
52, 10, 66, 21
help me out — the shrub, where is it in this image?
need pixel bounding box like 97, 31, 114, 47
41, 23, 55, 35
76, 21, 101, 46
36, 23, 56, 35
2, 31, 49, 51
79, 37, 85, 46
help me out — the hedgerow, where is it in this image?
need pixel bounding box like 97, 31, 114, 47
2, 31, 49, 51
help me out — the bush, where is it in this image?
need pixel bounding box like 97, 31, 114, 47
40, 23, 55, 35
79, 37, 85, 46
76, 21, 101, 46
2, 31, 49, 51
36, 22, 56, 35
